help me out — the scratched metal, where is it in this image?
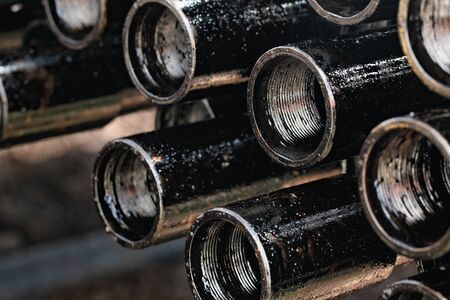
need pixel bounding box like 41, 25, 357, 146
379, 269, 450, 300
186, 175, 398, 300
248, 28, 447, 169
124, 0, 339, 104
0, 34, 133, 146
308, 0, 398, 25
93, 117, 311, 249
359, 110, 450, 259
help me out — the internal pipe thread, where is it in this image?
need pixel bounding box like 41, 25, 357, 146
370, 130, 450, 247
198, 221, 260, 300
267, 59, 325, 146
420, 0, 450, 75
54, 0, 100, 32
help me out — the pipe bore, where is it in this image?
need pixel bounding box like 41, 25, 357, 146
399, 0, 450, 98
379, 279, 449, 300
248, 47, 333, 168
308, 0, 379, 25
43, 0, 106, 49
360, 117, 450, 259
189, 219, 262, 300
124, 0, 193, 104
94, 140, 160, 245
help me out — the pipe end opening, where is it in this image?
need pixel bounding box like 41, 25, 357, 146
363, 125, 450, 257
249, 51, 331, 168
125, 1, 193, 104
308, 0, 378, 25
380, 280, 444, 300
189, 219, 262, 300
94, 142, 160, 246
44, 0, 104, 48
400, 0, 450, 97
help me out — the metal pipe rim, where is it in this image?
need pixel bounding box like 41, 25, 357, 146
186, 208, 272, 300
378, 279, 448, 300
43, 0, 107, 50
398, 0, 450, 99
123, 0, 196, 105
359, 115, 450, 259
93, 138, 164, 249
247, 46, 336, 169
307, 0, 381, 25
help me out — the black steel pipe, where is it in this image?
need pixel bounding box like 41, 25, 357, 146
0, 41, 140, 146
43, 0, 133, 49
378, 270, 450, 299
155, 96, 247, 130
398, 0, 450, 99
123, 0, 339, 105
307, 0, 397, 25
186, 175, 407, 300
93, 117, 347, 249
359, 110, 450, 259
248, 28, 446, 169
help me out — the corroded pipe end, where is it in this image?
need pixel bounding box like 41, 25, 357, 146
359, 116, 450, 259
186, 208, 271, 300
378, 279, 447, 300
93, 138, 162, 249
247, 46, 336, 169
123, 0, 195, 105
307, 0, 381, 25
398, 0, 450, 99
43, 0, 107, 49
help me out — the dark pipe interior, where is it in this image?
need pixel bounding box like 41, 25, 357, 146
127, 2, 189, 98
98, 146, 159, 242
190, 220, 261, 300
406, 0, 450, 86
366, 129, 450, 248
47, 0, 101, 40
252, 54, 326, 162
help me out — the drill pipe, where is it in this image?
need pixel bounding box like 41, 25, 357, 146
378, 269, 450, 300
0, 42, 138, 146
359, 110, 450, 259
123, 0, 339, 105
307, 0, 397, 25
398, 0, 450, 98
93, 117, 347, 249
248, 28, 446, 169
43, 0, 133, 49
186, 175, 405, 300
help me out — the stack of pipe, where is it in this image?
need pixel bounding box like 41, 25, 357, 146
0, 0, 152, 147
1, 0, 447, 298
